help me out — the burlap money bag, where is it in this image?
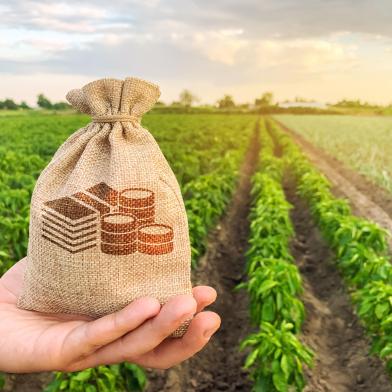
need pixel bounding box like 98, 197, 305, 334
17, 77, 192, 336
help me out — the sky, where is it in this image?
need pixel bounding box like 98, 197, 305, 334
1, 0, 392, 106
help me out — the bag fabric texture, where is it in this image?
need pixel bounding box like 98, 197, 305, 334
17, 77, 193, 337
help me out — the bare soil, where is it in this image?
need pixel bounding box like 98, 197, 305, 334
284, 176, 392, 392
266, 119, 392, 391
3, 373, 52, 392
275, 120, 392, 249
147, 126, 261, 392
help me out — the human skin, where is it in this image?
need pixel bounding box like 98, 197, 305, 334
0, 258, 220, 373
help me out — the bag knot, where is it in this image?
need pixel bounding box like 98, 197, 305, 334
66, 77, 160, 120
92, 114, 140, 123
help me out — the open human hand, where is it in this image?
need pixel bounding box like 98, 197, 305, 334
0, 258, 220, 373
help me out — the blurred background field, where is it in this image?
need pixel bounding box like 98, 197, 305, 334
275, 115, 392, 193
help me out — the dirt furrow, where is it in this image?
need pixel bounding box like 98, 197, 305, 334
268, 120, 392, 391
284, 176, 392, 392
147, 125, 260, 392
275, 120, 392, 249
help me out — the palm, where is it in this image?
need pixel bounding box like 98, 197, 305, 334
0, 259, 91, 372
0, 259, 220, 373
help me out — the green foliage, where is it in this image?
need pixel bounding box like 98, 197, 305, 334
255, 92, 274, 108
241, 322, 313, 392
269, 117, 392, 374
178, 89, 199, 107
184, 153, 241, 266
275, 114, 392, 193
241, 258, 305, 330
217, 94, 236, 109
332, 218, 388, 254
355, 282, 392, 333
0, 99, 18, 110
355, 282, 392, 371
240, 120, 312, 391
45, 364, 147, 392
37, 94, 53, 109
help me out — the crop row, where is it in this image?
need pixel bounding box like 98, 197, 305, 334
274, 114, 392, 193
268, 118, 392, 373
239, 120, 312, 392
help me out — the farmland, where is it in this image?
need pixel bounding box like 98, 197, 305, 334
275, 115, 392, 194
1, 112, 392, 391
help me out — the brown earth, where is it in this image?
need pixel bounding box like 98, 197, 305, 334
274, 119, 392, 249
3, 373, 52, 392
284, 175, 392, 392
146, 125, 261, 392
266, 119, 392, 391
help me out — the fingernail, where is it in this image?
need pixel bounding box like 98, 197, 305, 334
204, 326, 218, 339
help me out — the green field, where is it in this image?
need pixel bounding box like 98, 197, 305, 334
1, 112, 392, 391
275, 115, 392, 193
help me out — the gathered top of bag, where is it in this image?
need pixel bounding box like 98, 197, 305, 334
66, 77, 161, 122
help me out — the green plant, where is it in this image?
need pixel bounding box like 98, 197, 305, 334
184, 147, 248, 266
355, 282, 392, 334
269, 117, 392, 374
240, 120, 312, 391
241, 322, 313, 392
239, 258, 304, 331
354, 282, 392, 371
45, 364, 146, 392
0, 373, 5, 390
275, 114, 392, 194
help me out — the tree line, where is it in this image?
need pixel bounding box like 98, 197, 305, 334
171, 90, 274, 109
1, 90, 390, 113
0, 94, 70, 111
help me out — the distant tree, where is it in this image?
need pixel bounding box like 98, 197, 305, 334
255, 92, 274, 107
179, 89, 198, 107
2, 98, 18, 110
294, 96, 314, 103
217, 94, 236, 109
238, 103, 250, 110
37, 93, 53, 109
52, 101, 71, 110
19, 101, 31, 110
332, 99, 379, 109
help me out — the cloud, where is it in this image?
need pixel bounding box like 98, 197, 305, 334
33, 2, 107, 19
0, 0, 132, 33
171, 28, 248, 65
176, 0, 392, 39
22, 38, 73, 53
0, 0, 392, 104
254, 38, 358, 72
